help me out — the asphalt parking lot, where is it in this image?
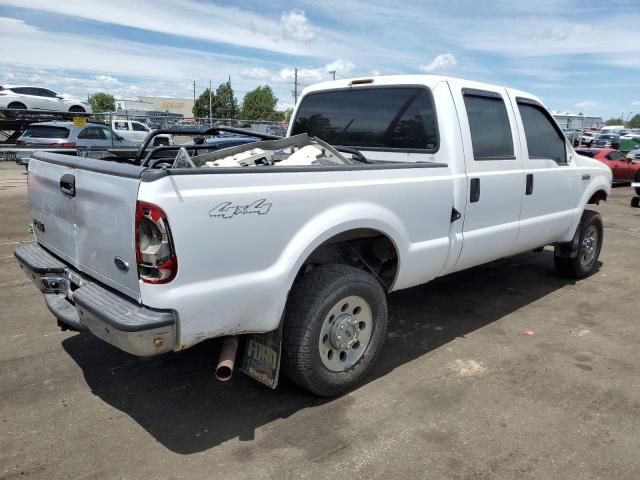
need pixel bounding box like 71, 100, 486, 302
1, 181, 639, 479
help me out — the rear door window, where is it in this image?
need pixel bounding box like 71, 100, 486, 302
77, 127, 107, 140
291, 87, 438, 151
114, 121, 129, 130
463, 92, 514, 160
517, 101, 567, 164
21, 126, 70, 139
131, 122, 149, 132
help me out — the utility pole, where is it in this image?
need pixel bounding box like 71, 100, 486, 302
293, 68, 299, 104
193, 81, 196, 120
209, 79, 212, 124
328, 70, 336, 80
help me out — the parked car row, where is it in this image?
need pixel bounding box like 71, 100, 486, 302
575, 129, 640, 152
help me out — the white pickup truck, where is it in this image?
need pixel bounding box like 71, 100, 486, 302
15, 75, 611, 396
111, 119, 173, 146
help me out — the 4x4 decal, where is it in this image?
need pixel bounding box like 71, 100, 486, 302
209, 199, 272, 219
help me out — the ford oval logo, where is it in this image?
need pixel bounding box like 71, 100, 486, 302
114, 257, 129, 272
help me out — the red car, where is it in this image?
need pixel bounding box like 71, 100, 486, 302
576, 148, 640, 185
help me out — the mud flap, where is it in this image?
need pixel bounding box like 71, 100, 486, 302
555, 219, 582, 258
240, 322, 283, 389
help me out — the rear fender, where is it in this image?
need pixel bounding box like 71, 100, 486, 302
273, 202, 407, 328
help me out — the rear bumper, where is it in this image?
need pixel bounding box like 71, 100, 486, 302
15, 243, 176, 356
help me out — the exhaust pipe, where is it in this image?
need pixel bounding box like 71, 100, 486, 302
215, 336, 239, 382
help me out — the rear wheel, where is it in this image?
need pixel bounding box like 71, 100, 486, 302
635, 173, 640, 196
282, 264, 388, 396
68, 106, 86, 113
7, 102, 26, 109
554, 210, 603, 279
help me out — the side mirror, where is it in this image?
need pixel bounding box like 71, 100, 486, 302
56, 95, 64, 99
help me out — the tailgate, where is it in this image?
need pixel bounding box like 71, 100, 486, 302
28, 152, 145, 300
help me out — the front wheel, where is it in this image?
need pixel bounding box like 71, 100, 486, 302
554, 210, 603, 279
634, 173, 640, 196
282, 264, 388, 396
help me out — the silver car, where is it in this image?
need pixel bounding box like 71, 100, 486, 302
16, 121, 138, 148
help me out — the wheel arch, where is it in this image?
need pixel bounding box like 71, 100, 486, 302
273, 203, 408, 328
563, 177, 611, 243
7, 101, 27, 109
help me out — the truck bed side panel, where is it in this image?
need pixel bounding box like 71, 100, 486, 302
137, 166, 454, 348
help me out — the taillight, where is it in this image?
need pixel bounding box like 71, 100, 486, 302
15, 139, 25, 146
135, 201, 177, 284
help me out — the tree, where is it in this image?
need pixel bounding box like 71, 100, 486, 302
270, 107, 294, 122
628, 114, 640, 129
88, 92, 115, 113
192, 88, 215, 119
605, 117, 624, 126
240, 86, 278, 120
213, 82, 239, 119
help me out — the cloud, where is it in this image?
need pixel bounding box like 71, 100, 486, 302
574, 101, 598, 109
325, 59, 355, 74
278, 67, 323, 83
0, 18, 298, 102
280, 9, 315, 42
0, 0, 314, 56
241, 67, 272, 80
452, 15, 640, 60
632, 101, 640, 106
419, 53, 457, 73
277, 59, 355, 84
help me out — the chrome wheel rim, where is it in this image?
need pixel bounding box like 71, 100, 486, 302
580, 225, 598, 266
318, 295, 372, 372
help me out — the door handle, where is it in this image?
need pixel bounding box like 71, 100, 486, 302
470, 178, 480, 203
60, 173, 76, 197
526, 173, 534, 195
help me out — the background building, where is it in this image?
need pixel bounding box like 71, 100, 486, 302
115, 96, 194, 117
138, 96, 194, 117
552, 112, 604, 130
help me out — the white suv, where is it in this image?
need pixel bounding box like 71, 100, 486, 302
0, 85, 92, 113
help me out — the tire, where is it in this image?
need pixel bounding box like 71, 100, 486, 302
631, 196, 640, 208
68, 106, 85, 113
154, 138, 169, 146
7, 102, 27, 109
282, 264, 388, 396
554, 210, 603, 279
635, 173, 640, 196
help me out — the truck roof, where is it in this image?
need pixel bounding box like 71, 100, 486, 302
300, 74, 543, 106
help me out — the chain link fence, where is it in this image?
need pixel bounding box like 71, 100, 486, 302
0, 109, 289, 181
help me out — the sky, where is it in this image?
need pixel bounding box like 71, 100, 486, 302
0, 0, 639, 119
